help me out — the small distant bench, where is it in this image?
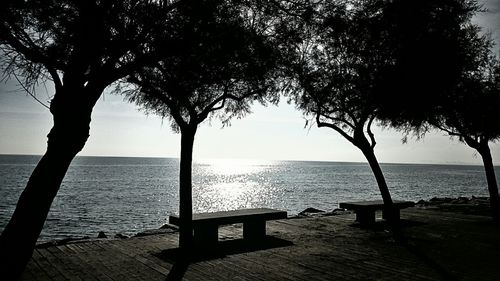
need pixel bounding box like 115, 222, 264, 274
169, 208, 287, 245
339, 200, 415, 225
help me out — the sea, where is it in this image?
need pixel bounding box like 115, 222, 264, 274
0, 154, 498, 242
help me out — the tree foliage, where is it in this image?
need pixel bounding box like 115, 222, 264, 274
126, 0, 279, 131
280, 0, 487, 154
432, 46, 500, 145
373, 0, 485, 128
287, 0, 388, 136
0, 0, 180, 99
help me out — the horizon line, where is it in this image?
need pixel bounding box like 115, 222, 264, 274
0, 153, 495, 167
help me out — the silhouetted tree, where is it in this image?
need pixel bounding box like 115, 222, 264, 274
435, 54, 500, 221
410, 40, 500, 221
375, 0, 500, 222
284, 0, 397, 215
125, 0, 278, 250
0, 1, 183, 278
283, 0, 477, 219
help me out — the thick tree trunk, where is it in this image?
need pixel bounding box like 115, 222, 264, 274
358, 143, 397, 224
0, 89, 94, 280
364, 148, 401, 225
361, 147, 394, 206
477, 142, 500, 222
178, 126, 197, 250
347, 127, 396, 224
352, 130, 394, 208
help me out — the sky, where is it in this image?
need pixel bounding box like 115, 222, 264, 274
1, 0, 499, 165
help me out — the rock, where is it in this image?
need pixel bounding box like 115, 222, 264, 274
452, 197, 470, 204
329, 208, 352, 216
160, 223, 179, 230
416, 199, 427, 206
134, 228, 176, 237
428, 197, 454, 205
36, 241, 57, 248
60, 236, 90, 244
114, 233, 128, 239
36, 236, 91, 248
298, 207, 325, 216
97, 231, 107, 238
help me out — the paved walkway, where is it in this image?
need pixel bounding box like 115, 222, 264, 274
21, 207, 500, 280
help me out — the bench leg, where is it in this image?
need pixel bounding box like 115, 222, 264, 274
382, 208, 400, 222
193, 224, 218, 246
243, 220, 266, 241
355, 211, 375, 225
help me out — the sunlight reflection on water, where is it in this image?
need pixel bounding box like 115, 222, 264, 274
196, 158, 274, 175
192, 159, 283, 212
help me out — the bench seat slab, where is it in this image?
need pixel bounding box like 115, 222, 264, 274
168, 208, 287, 245
339, 200, 414, 225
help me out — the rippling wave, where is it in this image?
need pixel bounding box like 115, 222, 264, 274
0, 155, 497, 241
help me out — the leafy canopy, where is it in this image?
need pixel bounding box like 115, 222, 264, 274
0, 0, 180, 101
126, 0, 279, 131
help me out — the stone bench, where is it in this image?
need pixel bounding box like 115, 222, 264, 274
339, 200, 415, 225
169, 208, 287, 245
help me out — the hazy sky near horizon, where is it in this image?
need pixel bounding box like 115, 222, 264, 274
1, 1, 499, 165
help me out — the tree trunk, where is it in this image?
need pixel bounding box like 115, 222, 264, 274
361, 147, 394, 206
352, 131, 394, 208
178, 125, 197, 250
347, 127, 396, 224
477, 142, 500, 222
0, 89, 94, 280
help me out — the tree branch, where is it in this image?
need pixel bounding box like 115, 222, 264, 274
95, 0, 187, 86
160, 0, 187, 13
346, 110, 359, 128
366, 114, 376, 149
197, 86, 267, 122
13, 73, 50, 110
268, 0, 316, 18
319, 111, 356, 131
1, 23, 63, 90
316, 112, 356, 144
156, 92, 188, 128
128, 73, 188, 128
433, 123, 463, 138
463, 135, 480, 150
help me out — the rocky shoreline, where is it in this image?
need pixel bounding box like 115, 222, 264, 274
415, 196, 492, 216
35, 196, 492, 248
416, 195, 490, 207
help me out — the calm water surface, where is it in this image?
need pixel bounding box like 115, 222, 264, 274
0, 155, 498, 241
